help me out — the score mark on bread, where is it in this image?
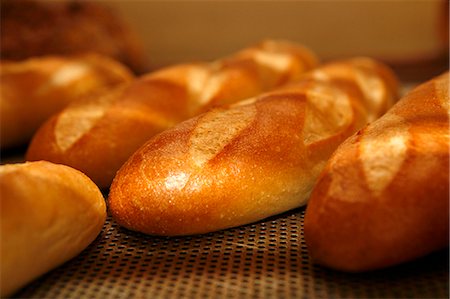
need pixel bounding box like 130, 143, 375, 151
36, 62, 92, 96
55, 92, 116, 151
360, 114, 410, 196
354, 68, 385, 114
49, 63, 90, 87
186, 66, 224, 107
311, 59, 392, 121
303, 84, 352, 146
189, 105, 256, 167
252, 49, 294, 72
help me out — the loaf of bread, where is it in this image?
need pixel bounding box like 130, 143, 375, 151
304, 72, 449, 272
0, 161, 106, 297
107, 58, 399, 236
1, 0, 148, 74
26, 40, 319, 188
0, 54, 133, 148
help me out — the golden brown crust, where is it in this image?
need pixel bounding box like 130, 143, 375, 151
0, 161, 106, 296
0, 54, 133, 148
108, 58, 399, 236
26, 40, 319, 189
304, 72, 449, 272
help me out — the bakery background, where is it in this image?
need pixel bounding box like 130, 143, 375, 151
108, 0, 449, 82
2, 0, 448, 81
1, 0, 449, 298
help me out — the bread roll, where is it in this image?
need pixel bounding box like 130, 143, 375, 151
304, 72, 449, 272
26, 40, 318, 189
0, 161, 106, 297
108, 58, 399, 236
0, 54, 133, 148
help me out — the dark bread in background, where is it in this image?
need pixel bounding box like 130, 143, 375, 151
1, 0, 148, 74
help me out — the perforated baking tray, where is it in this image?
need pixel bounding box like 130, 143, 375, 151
14, 208, 449, 299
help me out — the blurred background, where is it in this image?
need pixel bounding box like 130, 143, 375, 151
109, 0, 449, 81
1, 0, 449, 81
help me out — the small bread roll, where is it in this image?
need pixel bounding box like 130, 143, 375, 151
0, 54, 133, 148
0, 161, 106, 297
304, 72, 449, 272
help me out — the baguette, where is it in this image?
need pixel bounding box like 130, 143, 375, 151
108, 58, 399, 236
0, 54, 133, 148
26, 40, 318, 188
0, 161, 106, 296
304, 72, 449, 272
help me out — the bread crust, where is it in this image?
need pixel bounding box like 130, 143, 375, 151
304, 72, 449, 272
0, 161, 106, 296
108, 58, 399, 235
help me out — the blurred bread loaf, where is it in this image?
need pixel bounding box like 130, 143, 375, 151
304, 72, 449, 272
1, 0, 148, 74
26, 40, 318, 188
107, 58, 399, 236
0, 161, 106, 297
0, 54, 134, 148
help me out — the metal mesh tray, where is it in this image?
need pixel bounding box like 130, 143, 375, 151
14, 208, 449, 299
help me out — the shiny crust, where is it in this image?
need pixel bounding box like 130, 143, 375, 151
108, 58, 399, 236
26, 40, 319, 189
304, 72, 449, 272
0, 54, 133, 148
0, 161, 106, 296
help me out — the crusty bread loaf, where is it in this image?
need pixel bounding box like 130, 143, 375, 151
107, 58, 399, 236
304, 72, 449, 272
0, 54, 133, 148
26, 40, 318, 189
0, 161, 106, 297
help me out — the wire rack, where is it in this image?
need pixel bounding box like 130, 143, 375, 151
14, 208, 449, 299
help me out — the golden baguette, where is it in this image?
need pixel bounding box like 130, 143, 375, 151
0, 161, 106, 297
108, 58, 399, 236
26, 40, 318, 188
0, 54, 133, 148
304, 72, 449, 272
